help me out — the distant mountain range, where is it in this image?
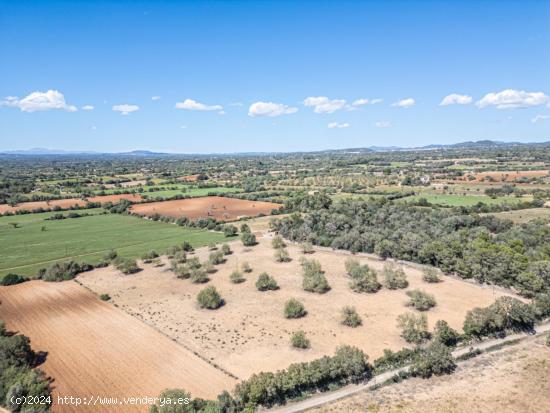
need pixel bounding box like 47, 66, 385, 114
1, 140, 548, 156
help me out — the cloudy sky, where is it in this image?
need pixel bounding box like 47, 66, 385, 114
0, 0, 549, 153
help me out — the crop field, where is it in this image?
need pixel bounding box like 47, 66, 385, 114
78, 237, 514, 380
0, 212, 225, 279
0, 194, 142, 214
486, 208, 550, 224
401, 193, 532, 207
0, 281, 236, 412
465, 170, 550, 182
130, 196, 282, 221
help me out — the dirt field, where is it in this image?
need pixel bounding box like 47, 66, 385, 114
313, 335, 550, 413
487, 208, 550, 224
129, 196, 281, 221
78, 237, 514, 380
0, 194, 142, 214
0, 281, 236, 412
467, 170, 549, 182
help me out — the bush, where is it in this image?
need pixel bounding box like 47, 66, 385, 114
272, 235, 286, 249
202, 261, 217, 274
103, 249, 118, 262
284, 298, 307, 318
301, 242, 314, 254
114, 258, 141, 275
256, 272, 279, 291
341, 306, 362, 327
533, 293, 550, 320
348, 264, 380, 293
410, 341, 456, 378
241, 262, 253, 273
190, 268, 209, 284
99, 293, 111, 301
274, 248, 291, 263
423, 267, 442, 283
301, 258, 330, 293
240, 223, 251, 233
141, 250, 159, 263
241, 232, 257, 246
187, 257, 202, 269
373, 347, 423, 374
382, 263, 408, 289
397, 312, 431, 344
0, 273, 28, 286
172, 251, 187, 264
209, 250, 226, 265
41, 260, 85, 281
432, 320, 459, 347
173, 264, 190, 279
230, 270, 246, 284
197, 286, 224, 309
291, 331, 310, 349
406, 289, 436, 311
221, 243, 232, 255
223, 225, 238, 237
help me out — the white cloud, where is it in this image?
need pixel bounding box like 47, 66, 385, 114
476, 89, 549, 109
181, 125, 188, 129
391, 98, 415, 108
328, 122, 350, 129
531, 114, 550, 123
248, 101, 298, 117
81, 105, 94, 111
2, 90, 77, 112
352, 98, 383, 106
112, 104, 140, 115
304, 96, 347, 114
439, 94, 472, 106
151, 96, 161, 101
91, 126, 97, 130
175, 98, 223, 111
375, 121, 392, 128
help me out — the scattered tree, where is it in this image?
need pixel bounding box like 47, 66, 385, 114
382, 263, 408, 289
241, 232, 257, 246
274, 248, 291, 263
341, 306, 362, 327
410, 341, 456, 378
423, 267, 442, 283
406, 289, 436, 311
397, 312, 431, 344
291, 331, 310, 349
230, 270, 246, 284
272, 235, 286, 249
284, 298, 307, 318
197, 286, 224, 309
256, 272, 279, 291
432, 320, 459, 347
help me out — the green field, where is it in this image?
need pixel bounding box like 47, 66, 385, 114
95, 185, 241, 198
401, 194, 533, 207
0, 211, 226, 279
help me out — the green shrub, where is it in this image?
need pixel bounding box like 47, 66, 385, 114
532, 293, 550, 320
197, 286, 224, 309
99, 293, 111, 301
274, 248, 291, 263
241, 232, 257, 246
284, 298, 307, 318
341, 306, 362, 327
114, 258, 141, 275
103, 249, 118, 262
349, 270, 380, 293
230, 270, 246, 284
433, 320, 459, 347
223, 225, 238, 237
397, 312, 431, 344
272, 235, 286, 249
172, 250, 187, 264
141, 250, 159, 263
241, 262, 253, 273
301, 242, 314, 254
202, 261, 217, 274
291, 330, 310, 349
382, 263, 408, 289
221, 243, 232, 255
406, 289, 436, 311
173, 264, 190, 279
186, 257, 202, 269
345, 258, 361, 275
301, 258, 330, 293
410, 341, 456, 378
256, 272, 279, 291
209, 250, 226, 265
373, 347, 423, 374
190, 268, 209, 284
240, 223, 251, 233
1, 273, 28, 286
41, 260, 86, 281
422, 267, 442, 283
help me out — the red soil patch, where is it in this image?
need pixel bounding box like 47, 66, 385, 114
0, 194, 142, 214
0, 281, 235, 412
130, 196, 281, 221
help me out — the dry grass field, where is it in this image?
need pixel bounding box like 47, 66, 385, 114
78, 236, 514, 380
129, 196, 281, 221
312, 335, 550, 413
0, 194, 142, 214
487, 207, 550, 224
0, 281, 236, 412
467, 170, 549, 182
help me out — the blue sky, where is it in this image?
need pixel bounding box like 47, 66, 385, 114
1, 0, 549, 153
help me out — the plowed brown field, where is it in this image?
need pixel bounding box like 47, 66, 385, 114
0, 194, 142, 214
130, 196, 281, 221
0, 281, 235, 412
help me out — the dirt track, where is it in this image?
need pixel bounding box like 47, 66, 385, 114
129, 196, 281, 221
0, 194, 142, 214
0, 281, 235, 412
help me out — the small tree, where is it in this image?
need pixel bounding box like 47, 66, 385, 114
241, 232, 257, 246
187, 257, 202, 269
341, 306, 362, 327
99, 293, 111, 301
406, 290, 436, 311
410, 341, 456, 378
423, 267, 442, 283
241, 262, 253, 273
301, 242, 314, 254
202, 261, 217, 274
256, 272, 279, 291
197, 286, 224, 309
383, 263, 408, 289
174, 264, 191, 279
223, 225, 238, 237
240, 223, 251, 233
397, 312, 430, 344
433, 320, 459, 347
230, 269, 246, 284
172, 251, 187, 264
190, 268, 209, 284
209, 250, 226, 265
274, 248, 291, 263
284, 298, 307, 319
141, 250, 159, 263
221, 243, 232, 255
345, 258, 361, 275
272, 235, 286, 249
303, 272, 330, 293
115, 258, 141, 275
291, 331, 310, 349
